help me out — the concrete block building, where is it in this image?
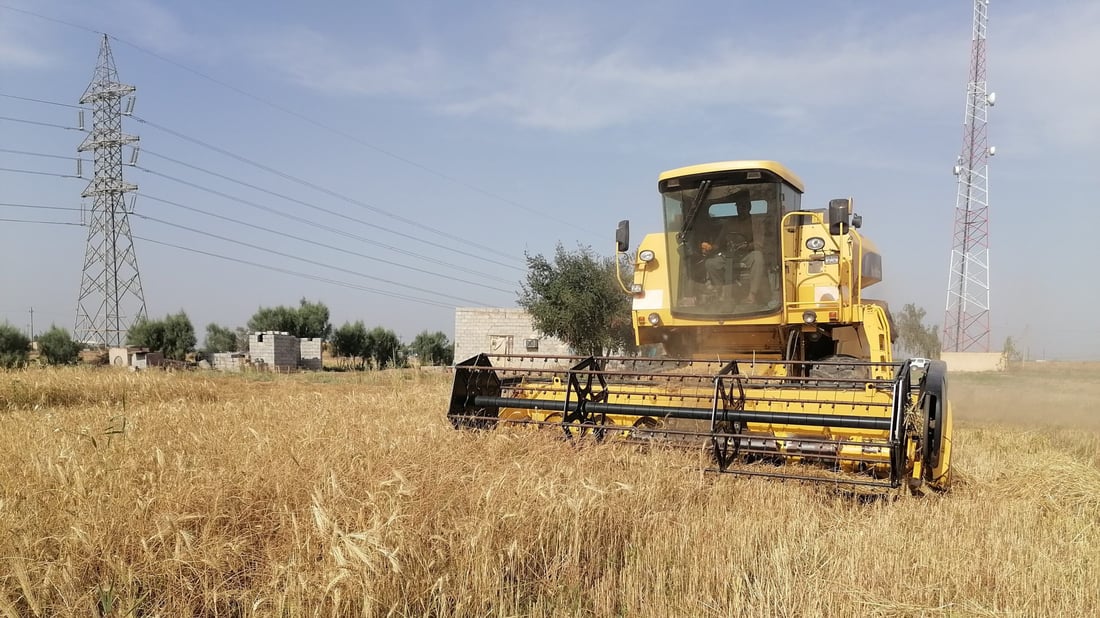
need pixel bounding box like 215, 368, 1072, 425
300, 338, 323, 370
211, 352, 246, 372
246, 332, 323, 371
454, 308, 571, 363
108, 347, 164, 370
248, 331, 302, 371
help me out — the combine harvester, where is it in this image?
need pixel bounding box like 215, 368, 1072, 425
449, 161, 952, 492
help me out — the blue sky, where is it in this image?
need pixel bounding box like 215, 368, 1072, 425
1, 0, 1097, 359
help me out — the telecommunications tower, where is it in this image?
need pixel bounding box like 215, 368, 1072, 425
74, 34, 147, 347
943, 0, 995, 353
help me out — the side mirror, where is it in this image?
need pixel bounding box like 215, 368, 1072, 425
615, 220, 630, 253
828, 198, 852, 235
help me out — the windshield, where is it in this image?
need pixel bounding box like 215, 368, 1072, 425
662, 181, 785, 318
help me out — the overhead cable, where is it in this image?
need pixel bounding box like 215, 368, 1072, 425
134, 191, 514, 294
133, 235, 459, 310
133, 212, 494, 307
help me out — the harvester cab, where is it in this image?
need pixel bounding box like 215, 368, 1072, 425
619, 161, 889, 371
450, 160, 952, 492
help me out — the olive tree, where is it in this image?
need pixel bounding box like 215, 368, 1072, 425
518, 244, 633, 357
409, 330, 454, 366
0, 323, 30, 368
127, 311, 197, 360
894, 303, 941, 359
38, 325, 81, 365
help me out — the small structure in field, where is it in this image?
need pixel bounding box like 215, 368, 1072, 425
247, 331, 322, 372
108, 346, 164, 370
300, 338, 323, 370
211, 352, 246, 372
453, 308, 571, 363
941, 352, 1006, 372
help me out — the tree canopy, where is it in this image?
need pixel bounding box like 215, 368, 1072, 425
37, 326, 81, 365
247, 298, 332, 340
204, 323, 240, 356
329, 322, 407, 369
0, 323, 30, 369
518, 244, 633, 357
893, 303, 941, 359
127, 311, 197, 360
331, 321, 370, 368
409, 330, 454, 366
368, 326, 404, 369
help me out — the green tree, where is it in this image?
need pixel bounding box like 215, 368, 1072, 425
518, 244, 633, 357
295, 298, 332, 340
247, 298, 331, 339
204, 323, 240, 356
128, 311, 196, 360
246, 305, 298, 335
409, 330, 454, 366
0, 323, 30, 369
331, 321, 369, 368
367, 326, 403, 369
894, 303, 941, 359
127, 318, 167, 353
37, 325, 81, 365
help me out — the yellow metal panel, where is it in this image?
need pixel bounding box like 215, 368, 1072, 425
659, 160, 805, 193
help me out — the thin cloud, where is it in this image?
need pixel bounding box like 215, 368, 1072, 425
0, 14, 55, 68
243, 27, 446, 99
108, 0, 194, 55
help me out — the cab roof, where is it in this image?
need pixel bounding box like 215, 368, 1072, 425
658, 160, 804, 193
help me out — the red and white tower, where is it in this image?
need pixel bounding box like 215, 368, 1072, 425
943, 0, 996, 353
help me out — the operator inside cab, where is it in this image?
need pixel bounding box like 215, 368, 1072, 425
663, 164, 797, 318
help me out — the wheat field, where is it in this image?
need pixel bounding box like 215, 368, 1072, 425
1, 364, 1097, 617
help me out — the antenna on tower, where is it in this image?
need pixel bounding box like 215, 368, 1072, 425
943, 0, 994, 353
74, 34, 148, 348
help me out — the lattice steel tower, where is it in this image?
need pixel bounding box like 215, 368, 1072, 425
943, 0, 996, 353
74, 34, 146, 346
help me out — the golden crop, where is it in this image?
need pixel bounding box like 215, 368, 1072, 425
1, 365, 1097, 616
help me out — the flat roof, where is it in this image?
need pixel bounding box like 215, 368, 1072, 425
658, 160, 805, 193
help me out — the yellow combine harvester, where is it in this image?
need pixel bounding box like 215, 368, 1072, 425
449, 161, 952, 491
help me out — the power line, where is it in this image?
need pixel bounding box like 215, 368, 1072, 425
133, 235, 458, 310
132, 120, 525, 263
0, 166, 81, 179
133, 212, 493, 307
0, 208, 486, 310
0, 115, 82, 131
132, 192, 514, 293
132, 165, 521, 276
0, 202, 80, 213
0, 147, 87, 162
0, 92, 85, 109
0, 151, 514, 287
0, 3, 99, 36
0, 217, 82, 227
1, 114, 527, 274
0, 3, 592, 239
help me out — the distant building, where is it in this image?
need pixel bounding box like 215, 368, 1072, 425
247, 331, 322, 371
453, 308, 571, 363
300, 338, 323, 370
108, 346, 164, 370
210, 352, 246, 372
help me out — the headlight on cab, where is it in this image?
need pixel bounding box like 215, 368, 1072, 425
638, 249, 655, 262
